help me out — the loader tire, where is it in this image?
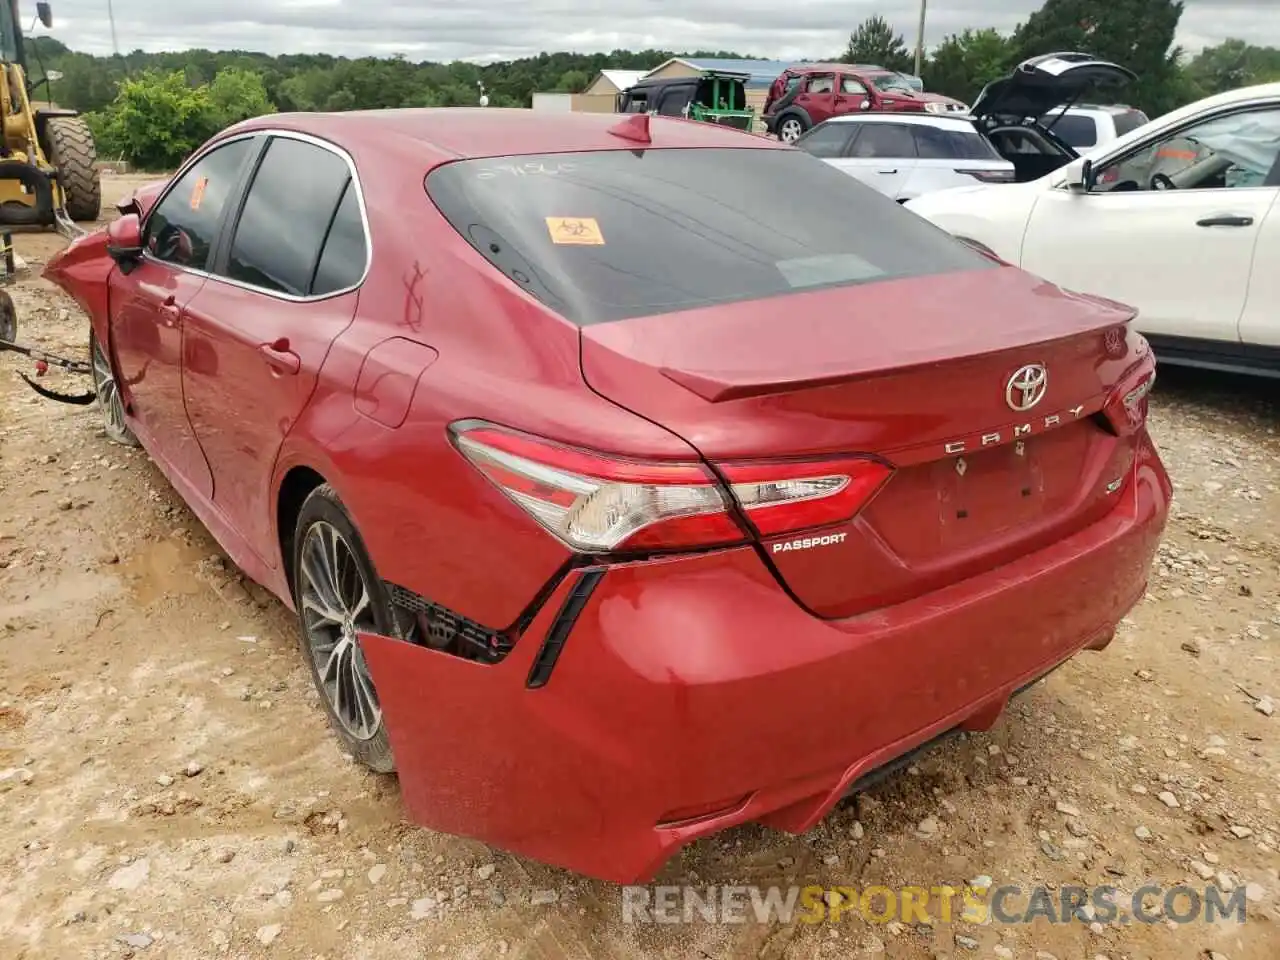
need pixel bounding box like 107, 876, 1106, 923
46, 116, 101, 222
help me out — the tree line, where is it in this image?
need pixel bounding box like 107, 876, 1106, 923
24, 0, 1280, 170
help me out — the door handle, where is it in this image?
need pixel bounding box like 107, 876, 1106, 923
1196, 214, 1253, 227
877, 169, 899, 174
258, 338, 300, 375
158, 294, 180, 328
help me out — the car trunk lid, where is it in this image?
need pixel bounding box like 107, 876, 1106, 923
580, 266, 1153, 619
970, 53, 1136, 126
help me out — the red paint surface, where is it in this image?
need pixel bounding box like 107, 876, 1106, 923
44, 110, 1173, 881
364, 433, 1168, 882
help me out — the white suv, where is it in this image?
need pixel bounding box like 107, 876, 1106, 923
1039, 104, 1151, 151
794, 114, 1015, 202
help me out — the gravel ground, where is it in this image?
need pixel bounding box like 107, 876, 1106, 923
1, 179, 1277, 959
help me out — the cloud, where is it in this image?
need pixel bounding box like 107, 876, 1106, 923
39, 0, 1280, 63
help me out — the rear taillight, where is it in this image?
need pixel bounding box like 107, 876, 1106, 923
1100, 365, 1156, 436
451, 422, 893, 553
719, 458, 892, 536
957, 168, 1016, 183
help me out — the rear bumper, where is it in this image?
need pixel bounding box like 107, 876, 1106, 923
363, 435, 1170, 882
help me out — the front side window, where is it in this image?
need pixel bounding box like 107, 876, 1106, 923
794, 122, 853, 158
849, 124, 918, 159
1098, 106, 1280, 192
144, 138, 256, 270
426, 148, 992, 325
224, 137, 353, 296
840, 76, 868, 96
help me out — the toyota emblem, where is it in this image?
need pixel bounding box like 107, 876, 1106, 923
1006, 363, 1048, 412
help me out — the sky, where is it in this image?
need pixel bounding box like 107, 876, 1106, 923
34, 1, 1278, 64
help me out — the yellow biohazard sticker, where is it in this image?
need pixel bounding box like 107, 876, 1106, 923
190, 177, 208, 210
546, 217, 604, 245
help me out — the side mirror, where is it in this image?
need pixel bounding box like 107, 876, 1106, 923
36, 2, 52, 28
107, 214, 144, 271
859, 99, 872, 111
1062, 157, 1097, 192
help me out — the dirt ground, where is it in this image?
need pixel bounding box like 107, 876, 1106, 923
1, 174, 1277, 960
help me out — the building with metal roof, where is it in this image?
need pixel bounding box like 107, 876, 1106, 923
642, 58, 797, 90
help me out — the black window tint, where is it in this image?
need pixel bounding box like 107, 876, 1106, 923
425, 149, 992, 326
311, 181, 368, 296
1114, 110, 1149, 136
795, 123, 852, 158
145, 138, 255, 270
1043, 113, 1098, 147
226, 137, 351, 296
913, 124, 1001, 161
658, 86, 693, 117
849, 124, 918, 159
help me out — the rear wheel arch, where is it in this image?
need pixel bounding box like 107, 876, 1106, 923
277, 465, 328, 595
776, 109, 812, 141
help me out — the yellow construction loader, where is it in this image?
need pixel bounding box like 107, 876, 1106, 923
0, 0, 100, 233
0, 2, 101, 387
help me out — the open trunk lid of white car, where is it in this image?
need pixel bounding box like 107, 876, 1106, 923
970, 53, 1137, 126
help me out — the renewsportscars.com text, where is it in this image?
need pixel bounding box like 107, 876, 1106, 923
621, 883, 1249, 926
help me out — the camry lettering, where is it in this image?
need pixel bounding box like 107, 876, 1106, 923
772, 532, 848, 554
942, 405, 1088, 455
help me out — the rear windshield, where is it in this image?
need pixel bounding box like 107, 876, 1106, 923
424, 149, 993, 325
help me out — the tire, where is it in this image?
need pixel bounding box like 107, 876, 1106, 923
90, 332, 138, 447
45, 116, 101, 222
0, 288, 15, 342
777, 114, 807, 144
292, 484, 396, 773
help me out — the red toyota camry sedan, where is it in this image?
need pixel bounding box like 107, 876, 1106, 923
46, 108, 1170, 883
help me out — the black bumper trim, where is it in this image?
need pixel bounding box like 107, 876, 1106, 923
526, 568, 605, 689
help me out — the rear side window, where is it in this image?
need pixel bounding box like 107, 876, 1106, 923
311, 182, 368, 296
658, 86, 693, 117
425, 149, 993, 325
1113, 110, 1150, 136
1044, 113, 1099, 148
144, 138, 255, 270
849, 124, 918, 158
913, 124, 1001, 160
226, 137, 352, 296
795, 122, 854, 158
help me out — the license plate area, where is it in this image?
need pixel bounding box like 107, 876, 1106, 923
940, 438, 1044, 537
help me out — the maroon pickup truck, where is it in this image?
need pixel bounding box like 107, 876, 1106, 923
764, 64, 940, 143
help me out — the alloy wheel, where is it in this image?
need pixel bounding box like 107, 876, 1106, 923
91, 336, 135, 445
299, 520, 383, 741
780, 118, 803, 143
